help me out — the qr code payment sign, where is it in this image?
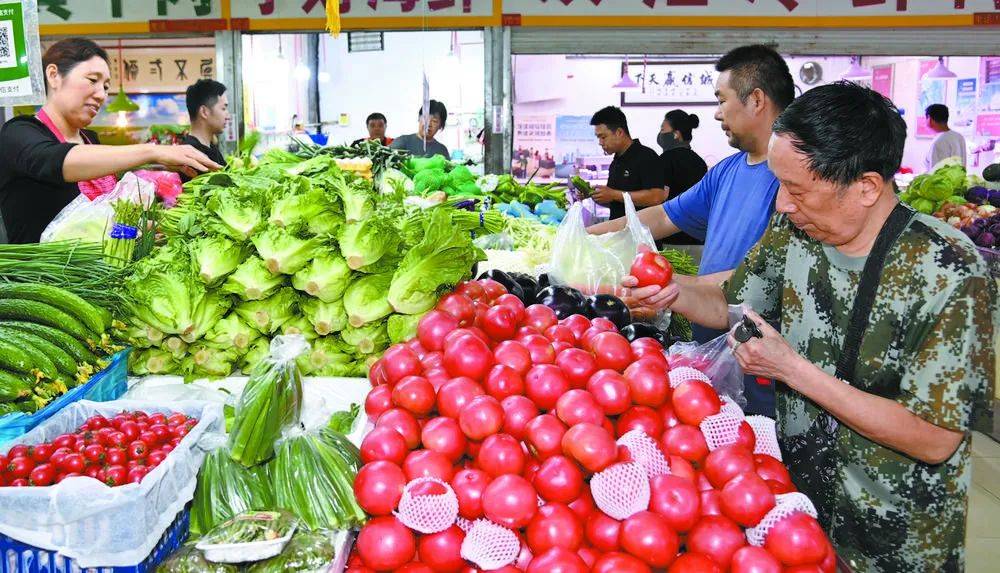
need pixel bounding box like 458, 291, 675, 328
0, 19, 14, 69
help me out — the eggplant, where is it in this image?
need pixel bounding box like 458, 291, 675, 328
586, 294, 632, 330
477, 269, 525, 301
620, 322, 669, 347
507, 272, 539, 304
536, 285, 586, 319
537, 273, 552, 292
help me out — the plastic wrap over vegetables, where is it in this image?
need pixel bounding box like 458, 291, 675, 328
191, 433, 276, 536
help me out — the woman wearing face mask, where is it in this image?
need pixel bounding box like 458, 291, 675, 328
658, 110, 707, 245
0, 38, 221, 244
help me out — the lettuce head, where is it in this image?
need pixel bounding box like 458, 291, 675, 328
291, 252, 352, 302
182, 289, 233, 343
341, 321, 388, 355
129, 347, 178, 376
204, 313, 261, 351
233, 287, 300, 335
189, 236, 251, 286
252, 227, 326, 275
125, 242, 206, 338
181, 342, 242, 380
206, 186, 269, 241
338, 214, 401, 271
222, 256, 286, 300
301, 297, 349, 336
387, 312, 427, 345
240, 337, 271, 374
337, 178, 375, 224
343, 272, 395, 327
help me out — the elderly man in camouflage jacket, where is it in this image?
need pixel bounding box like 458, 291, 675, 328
628, 81, 996, 572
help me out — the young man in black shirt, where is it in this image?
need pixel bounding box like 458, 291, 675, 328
181, 79, 228, 181
589, 106, 666, 220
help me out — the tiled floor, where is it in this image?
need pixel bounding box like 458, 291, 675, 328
968, 431, 1000, 572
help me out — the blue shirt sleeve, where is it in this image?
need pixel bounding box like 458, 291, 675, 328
663, 160, 718, 241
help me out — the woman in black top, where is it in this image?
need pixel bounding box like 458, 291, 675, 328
658, 110, 708, 245
0, 38, 221, 244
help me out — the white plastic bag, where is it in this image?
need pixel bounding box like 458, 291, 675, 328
0, 399, 224, 568
40, 172, 156, 243
548, 193, 655, 295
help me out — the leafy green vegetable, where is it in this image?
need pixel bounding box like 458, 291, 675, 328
268, 187, 335, 229
387, 312, 426, 344
189, 236, 250, 286
281, 315, 319, 341
205, 186, 270, 241
328, 403, 360, 434
300, 297, 348, 336
338, 215, 401, 271
204, 314, 261, 351
129, 347, 178, 375
251, 228, 325, 275
233, 287, 300, 335
191, 441, 276, 536
341, 322, 388, 355
181, 342, 242, 380
245, 530, 335, 573
291, 252, 352, 302
343, 272, 394, 327
124, 242, 206, 338
221, 257, 286, 301
338, 178, 375, 223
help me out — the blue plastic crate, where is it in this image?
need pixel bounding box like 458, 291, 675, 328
0, 349, 131, 446
0, 507, 189, 573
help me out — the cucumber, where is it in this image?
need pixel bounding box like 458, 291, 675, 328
0, 338, 36, 375
0, 328, 76, 377
0, 300, 94, 342
0, 331, 58, 380
0, 321, 98, 364
0, 284, 107, 334
0, 370, 32, 401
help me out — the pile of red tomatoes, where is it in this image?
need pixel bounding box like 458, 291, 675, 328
348, 279, 835, 573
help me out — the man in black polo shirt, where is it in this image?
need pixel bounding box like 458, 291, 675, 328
180, 79, 228, 182
590, 106, 666, 220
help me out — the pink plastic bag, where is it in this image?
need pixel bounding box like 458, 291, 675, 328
136, 170, 183, 207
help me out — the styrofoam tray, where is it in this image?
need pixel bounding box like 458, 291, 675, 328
196, 522, 298, 564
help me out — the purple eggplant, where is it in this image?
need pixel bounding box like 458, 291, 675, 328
585, 294, 632, 329
536, 285, 586, 319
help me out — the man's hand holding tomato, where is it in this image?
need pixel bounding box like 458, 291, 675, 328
622, 245, 682, 312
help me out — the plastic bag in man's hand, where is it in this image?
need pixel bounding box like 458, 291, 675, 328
668, 331, 746, 408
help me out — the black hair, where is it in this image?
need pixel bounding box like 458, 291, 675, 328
42, 38, 110, 89
925, 103, 949, 124
716, 45, 795, 111
590, 106, 629, 135
772, 81, 906, 187
418, 100, 448, 128
664, 110, 700, 142
185, 79, 227, 120
366, 112, 387, 125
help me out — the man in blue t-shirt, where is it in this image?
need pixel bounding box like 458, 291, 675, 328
589, 45, 795, 416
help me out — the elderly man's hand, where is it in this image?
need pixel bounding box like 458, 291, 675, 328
727, 309, 804, 384
591, 185, 622, 206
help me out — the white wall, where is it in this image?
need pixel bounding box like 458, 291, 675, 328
242, 33, 313, 151
318, 31, 485, 161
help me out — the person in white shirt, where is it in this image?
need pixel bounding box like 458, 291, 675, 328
925, 104, 967, 170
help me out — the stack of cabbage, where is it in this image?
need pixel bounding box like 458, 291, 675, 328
124, 150, 488, 379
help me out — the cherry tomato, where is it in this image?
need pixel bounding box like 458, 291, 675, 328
147, 413, 167, 426
436, 377, 485, 420
526, 414, 568, 460
127, 440, 149, 461
593, 552, 652, 573
356, 516, 417, 571
618, 406, 663, 438
555, 348, 597, 389
590, 332, 634, 372
730, 546, 782, 573
561, 423, 617, 473
87, 415, 111, 429
663, 425, 710, 464
482, 474, 538, 529
83, 465, 100, 479
150, 424, 171, 444
687, 515, 747, 569
533, 455, 584, 504
650, 473, 701, 533
403, 449, 454, 482
29, 443, 54, 464
459, 395, 504, 441
9, 478, 28, 487
704, 444, 757, 489
585, 511, 622, 552
451, 468, 491, 520
667, 552, 722, 573
119, 421, 141, 443
525, 547, 588, 573
28, 463, 56, 486
166, 412, 187, 427
671, 380, 722, 426
392, 376, 436, 417
587, 370, 632, 416
525, 364, 570, 410
555, 389, 604, 427
417, 525, 465, 573
720, 472, 776, 527
527, 503, 584, 553
354, 461, 407, 516
443, 333, 494, 382
620, 511, 679, 568
493, 340, 533, 376
524, 304, 558, 332
361, 426, 410, 466
477, 433, 525, 477
127, 466, 149, 484
55, 472, 82, 484
52, 434, 76, 450
147, 450, 167, 468
500, 395, 539, 441
106, 448, 127, 467
763, 512, 829, 567
103, 465, 128, 487
630, 251, 674, 287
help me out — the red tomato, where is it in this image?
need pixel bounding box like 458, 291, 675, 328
525, 547, 588, 573
561, 423, 617, 473
630, 337, 665, 357
29, 443, 54, 464
482, 474, 538, 529
525, 364, 570, 410
9, 478, 28, 487
516, 325, 542, 341
419, 310, 461, 351
455, 281, 486, 300
369, 359, 389, 386
381, 345, 422, 385
763, 512, 829, 567
484, 365, 525, 401
477, 434, 526, 477
554, 389, 604, 427
494, 293, 526, 320
567, 487, 596, 521
524, 304, 559, 332
730, 546, 782, 573
659, 402, 682, 431
754, 454, 793, 486
687, 515, 747, 568
404, 450, 455, 482
119, 421, 141, 442
377, 409, 422, 450
649, 473, 701, 533
392, 376, 436, 417
127, 466, 149, 484
87, 415, 112, 429
522, 334, 557, 365
527, 503, 584, 553
459, 395, 504, 441
662, 425, 709, 464
585, 511, 622, 552
28, 463, 56, 486
668, 455, 696, 482
421, 351, 444, 371
150, 424, 171, 443
560, 314, 591, 339
437, 293, 476, 327
82, 445, 106, 466
720, 472, 776, 527
704, 445, 757, 489
667, 552, 722, 573
735, 421, 757, 452
623, 359, 671, 408
671, 380, 721, 426
354, 461, 406, 516
527, 414, 568, 460
405, 339, 429, 361
700, 490, 723, 516
418, 525, 466, 573
357, 516, 417, 571
364, 385, 393, 419
545, 324, 577, 346
420, 417, 467, 463
593, 552, 653, 573
590, 332, 634, 372
630, 251, 674, 287
479, 278, 508, 300
482, 305, 519, 341
52, 434, 76, 449
533, 455, 584, 504
443, 334, 494, 381
103, 465, 128, 487
500, 395, 539, 441
361, 427, 410, 466
619, 511, 680, 568
58, 453, 85, 474
436, 377, 485, 419
617, 405, 663, 438
146, 451, 166, 468
584, 370, 631, 416
493, 340, 533, 376
555, 348, 597, 389
451, 468, 491, 520
591, 317, 618, 331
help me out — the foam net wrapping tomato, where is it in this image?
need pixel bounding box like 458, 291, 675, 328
350, 278, 839, 572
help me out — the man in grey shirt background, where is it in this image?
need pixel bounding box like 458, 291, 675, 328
924, 104, 967, 170
391, 100, 451, 159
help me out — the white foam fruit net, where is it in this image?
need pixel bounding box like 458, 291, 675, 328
460, 518, 522, 570
720, 395, 744, 418
394, 477, 460, 534
745, 415, 783, 461
700, 409, 745, 451
669, 366, 712, 389
591, 462, 651, 520
745, 492, 818, 547
617, 429, 671, 478
455, 517, 474, 532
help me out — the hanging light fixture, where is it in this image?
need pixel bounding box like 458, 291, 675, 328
613, 56, 639, 90
925, 56, 957, 79
105, 40, 139, 128
841, 56, 872, 81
